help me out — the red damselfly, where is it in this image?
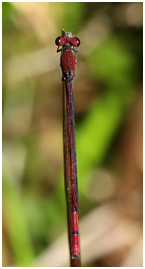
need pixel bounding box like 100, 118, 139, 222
55, 30, 81, 267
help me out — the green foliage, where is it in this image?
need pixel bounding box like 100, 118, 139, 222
77, 36, 136, 192
62, 2, 86, 33
3, 165, 34, 266
2, 2, 14, 27
88, 37, 135, 85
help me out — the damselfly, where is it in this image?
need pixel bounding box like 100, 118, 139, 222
55, 30, 81, 267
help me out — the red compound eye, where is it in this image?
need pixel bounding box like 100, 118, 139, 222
55, 36, 61, 46
55, 36, 67, 46
70, 37, 80, 47
55, 36, 80, 47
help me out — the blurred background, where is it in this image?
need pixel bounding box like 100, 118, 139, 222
2, 2, 143, 267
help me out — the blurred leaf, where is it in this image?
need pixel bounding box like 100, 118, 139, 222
76, 36, 136, 192
3, 165, 34, 266
62, 2, 86, 33
88, 37, 135, 86
2, 3, 14, 26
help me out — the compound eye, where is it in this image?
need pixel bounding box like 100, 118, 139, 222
55, 36, 67, 46
76, 38, 80, 47
70, 37, 80, 47
55, 36, 61, 46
